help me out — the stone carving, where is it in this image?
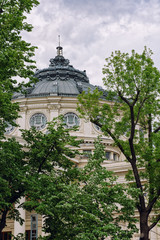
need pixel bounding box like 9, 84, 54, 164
49, 55, 70, 67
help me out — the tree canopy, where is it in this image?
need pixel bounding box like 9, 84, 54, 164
78, 47, 160, 240
24, 138, 137, 240
0, 0, 39, 235
0, 118, 80, 236
1, 2, 158, 239
0, 0, 39, 136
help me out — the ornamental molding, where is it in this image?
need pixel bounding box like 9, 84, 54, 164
49, 55, 70, 67
47, 104, 61, 110
20, 106, 28, 112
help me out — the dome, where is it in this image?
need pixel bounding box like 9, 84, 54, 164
13, 46, 100, 99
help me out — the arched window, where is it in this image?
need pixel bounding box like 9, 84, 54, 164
5, 122, 15, 134
64, 112, 80, 128
93, 123, 102, 132
105, 151, 111, 160
30, 113, 47, 130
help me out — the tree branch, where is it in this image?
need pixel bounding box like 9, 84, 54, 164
130, 161, 145, 210
147, 189, 160, 214
38, 143, 55, 173
129, 106, 135, 141
154, 126, 160, 133
135, 97, 148, 126
132, 89, 140, 106
118, 92, 137, 161
149, 214, 160, 231
118, 90, 131, 106
92, 119, 132, 163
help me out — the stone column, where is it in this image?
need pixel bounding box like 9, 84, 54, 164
47, 103, 60, 121
110, 151, 113, 160
14, 197, 25, 237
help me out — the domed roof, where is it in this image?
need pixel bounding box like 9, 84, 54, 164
13, 46, 100, 99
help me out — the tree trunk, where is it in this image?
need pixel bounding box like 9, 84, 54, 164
139, 211, 149, 240
0, 210, 8, 240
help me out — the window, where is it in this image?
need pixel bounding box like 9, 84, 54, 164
5, 122, 15, 134
1, 232, 11, 240
83, 150, 92, 158
105, 151, 111, 160
30, 214, 38, 240
25, 215, 38, 239
64, 112, 79, 128
25, 230, 31, 240
113, 153, 117, 161
25, 230, 37, 240
30, 113, 47, 130
93, 123, 102, 132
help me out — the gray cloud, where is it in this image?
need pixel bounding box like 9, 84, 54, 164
23, 0, 160, 86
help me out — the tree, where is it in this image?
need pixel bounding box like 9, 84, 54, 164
24, 138, 137, 240
0, 118, 80, 237
0, 0, 39, 136
78, 47, 160, 240
0, 0, 41, 237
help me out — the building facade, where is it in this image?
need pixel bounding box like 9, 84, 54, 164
2, 46, 160, 240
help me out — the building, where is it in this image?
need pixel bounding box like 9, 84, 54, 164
2, 45, 160, 239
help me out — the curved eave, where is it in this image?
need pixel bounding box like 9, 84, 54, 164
35, 66, 89, 83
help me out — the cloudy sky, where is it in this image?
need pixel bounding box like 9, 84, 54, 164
23, 0, 160, 87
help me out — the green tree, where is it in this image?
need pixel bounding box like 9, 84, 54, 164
0, 0, 39, 136
24, 139, 137, 240
78, 47, 160, 240
0, 118, 80, 237
0, 0, 40, 237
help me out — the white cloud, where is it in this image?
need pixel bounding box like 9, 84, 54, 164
23, 0, 160, 87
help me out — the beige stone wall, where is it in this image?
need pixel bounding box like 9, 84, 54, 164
2, 219, 14, 236
25, 211, 42, 236
2, 95, 159, 239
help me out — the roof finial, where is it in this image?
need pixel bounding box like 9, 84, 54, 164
58, 35, 61, 46
56, 35, 63, 56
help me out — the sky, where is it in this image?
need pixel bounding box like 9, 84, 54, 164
23, 0, 160, 87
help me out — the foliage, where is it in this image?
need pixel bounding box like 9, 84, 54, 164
0, 0, 40, 234
0, 0, 39, 136
24, 138, 137, 240
78, 47, 160, 239
0, 117, 80, 233
12, 233, 26, 240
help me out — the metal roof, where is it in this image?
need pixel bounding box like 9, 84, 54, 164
13, 47, 104, 99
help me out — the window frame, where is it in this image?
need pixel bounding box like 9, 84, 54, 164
29, 113, 47, 130
105, 151, 111, 160
64, 112, 80, 128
